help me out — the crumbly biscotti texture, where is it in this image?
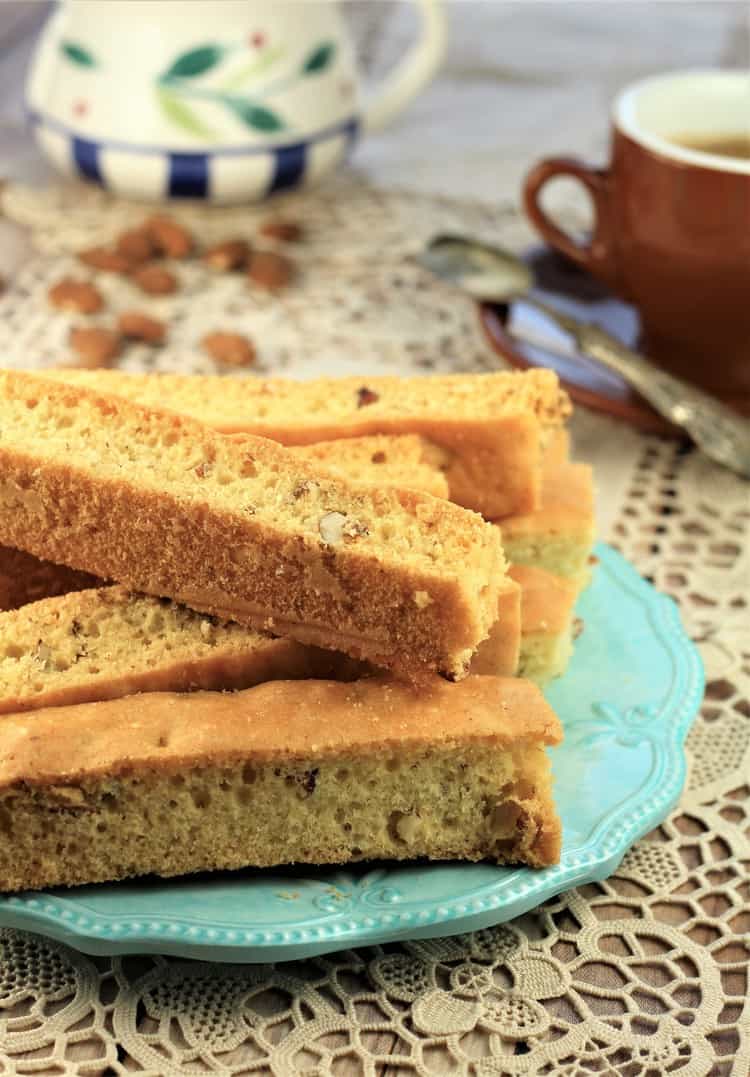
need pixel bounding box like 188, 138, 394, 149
0, 434, 449, 612
44, 369, 572, 517
0, 675, 563, 891
0, 546, 98, 612
291, 435, 450, 498
0, 586, 364, 714
499, 461, 595, 581
511, 564, 579, 685
0, 372, 506, 679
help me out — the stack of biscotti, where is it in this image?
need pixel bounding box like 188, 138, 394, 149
0, 367, 571, 891
42, 367, 593, 683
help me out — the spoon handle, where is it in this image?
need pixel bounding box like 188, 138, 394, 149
528, 298, 750, 479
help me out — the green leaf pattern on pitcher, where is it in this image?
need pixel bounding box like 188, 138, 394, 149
153, 38, 338, 141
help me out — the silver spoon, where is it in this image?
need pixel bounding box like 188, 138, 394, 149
417, 234, 750, 479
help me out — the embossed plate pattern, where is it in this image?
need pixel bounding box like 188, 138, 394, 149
0, 544, 704, 962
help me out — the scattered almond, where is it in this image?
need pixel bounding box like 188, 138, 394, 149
68, 326, 122, 367
132, 264, 178, 295
247, 249, 294, 291
203, 239, 250, 271
116, 229, 156, 263
202, 330, 256, 367
77, 247, 134, 274
118, 310, 166, 344
145, 215, 193, 259
259, 219, 304, 243
48, 278, 104, 314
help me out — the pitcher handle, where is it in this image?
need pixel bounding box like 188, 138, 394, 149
362, 0, 446, 133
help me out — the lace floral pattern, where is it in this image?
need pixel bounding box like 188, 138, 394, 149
0, 180, 746, 1075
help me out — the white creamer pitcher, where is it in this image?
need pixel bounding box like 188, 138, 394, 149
27, 0, 445, 203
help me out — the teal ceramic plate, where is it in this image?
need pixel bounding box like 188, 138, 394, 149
0, 544, 703, 962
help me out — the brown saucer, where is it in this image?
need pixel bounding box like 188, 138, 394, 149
478, 247, 678, 435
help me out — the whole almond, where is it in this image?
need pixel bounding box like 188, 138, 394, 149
68, 326, 121, 367
203, 239, 250, 271
116, 229, 156, 263
145, 215, 193, 259
78, 247, 134, 274
48, 278, 104, 314
247, 249, 294, 291
132, 264, 178, 295
118, 310, 166, 344
259, 219, 304, 243
202, 331, 256, 367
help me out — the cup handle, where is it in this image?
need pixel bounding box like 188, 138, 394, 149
362, 0, 447, 133
523, 157, 618, 287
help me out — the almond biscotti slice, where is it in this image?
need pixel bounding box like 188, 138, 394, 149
0, 575, 517, 717
0, 372, 505, 679
44, 368, 571, 516
0, 674, 563, 891
0, 545, 98, 612
0, 586, 363, 714
0, 435, 448, 612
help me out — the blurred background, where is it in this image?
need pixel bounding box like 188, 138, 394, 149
2, 0, 747, 199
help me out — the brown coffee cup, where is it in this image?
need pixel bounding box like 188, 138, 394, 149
523, 71, 750, 408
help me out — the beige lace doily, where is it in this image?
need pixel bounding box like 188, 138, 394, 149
0, 178, 747, 1077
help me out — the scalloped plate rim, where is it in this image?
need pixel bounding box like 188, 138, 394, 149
0, 543, 704, 962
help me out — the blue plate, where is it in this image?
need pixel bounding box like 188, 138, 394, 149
0, 544, 703, 962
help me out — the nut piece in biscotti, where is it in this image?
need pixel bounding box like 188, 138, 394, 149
202, 331, 256, 367
259, 219, 304, 243
118, 311, 167, 345
145, 215, 193, 259
48, 278, 104, 314
67, 326, 121, 368
42, 369, 571, 517
77, 247, 134, 274
0, 371, 507, 679
0, 585, 363, 714
132, 264, 178, 295
0, 675, 563, 891
203, 239, 250, 271
247, 249, 294, 291
116, 229, 156, 264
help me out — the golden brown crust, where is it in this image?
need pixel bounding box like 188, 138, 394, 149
0, 372, 505, 679
0, 675, 562, 789
42, 369, 572, 517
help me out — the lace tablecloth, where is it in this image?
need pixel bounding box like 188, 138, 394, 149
0, 179, 747, 1076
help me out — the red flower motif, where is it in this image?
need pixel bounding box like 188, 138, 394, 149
72, 99, 88, 117
249, 31, 266, 48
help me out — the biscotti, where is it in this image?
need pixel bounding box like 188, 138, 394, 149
499, 460, 595, 584
0, 546, 97, 612
43, 368, 572, 516
0, 372, 506, 679
511, 564, 579, 684
0, 586, 363, 714
0, 675, 563, 891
